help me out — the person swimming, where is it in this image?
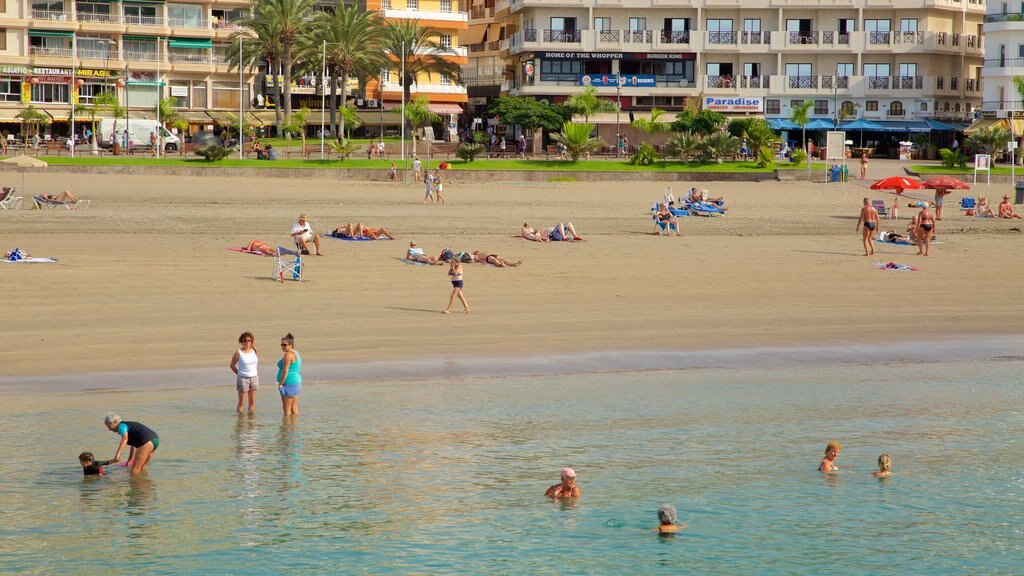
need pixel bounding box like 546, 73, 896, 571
873, 454, 892, 478
819, 441, 841, 473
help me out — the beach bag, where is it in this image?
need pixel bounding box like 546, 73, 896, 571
439, 248, 455, 262
6, 248, 23, 261
457, 252, 473, 263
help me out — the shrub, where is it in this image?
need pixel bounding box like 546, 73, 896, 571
628, 143, 659, 166
456, 142, 486, 162
790, 149, 808, 166
939, 148, 967, 168
194, 145, 233, 162
326, 138, 359, 161
756, 147, 775, 169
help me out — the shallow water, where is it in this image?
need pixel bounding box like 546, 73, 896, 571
3, 357, 1023, 575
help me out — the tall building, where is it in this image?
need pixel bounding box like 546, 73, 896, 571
468, 0, 984, 138
0, 0, 254, 142
979, 0, 1024, 135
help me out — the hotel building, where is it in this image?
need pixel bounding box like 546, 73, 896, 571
978, 0, 1024, 137
467, 0, 985, 135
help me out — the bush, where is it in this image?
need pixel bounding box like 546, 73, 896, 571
790, 149, 808, 166
194, 145, 233, 162
456, 142, 486, 162
938, 148, 967, 168
628, 143, 659, 166
756, 147, 775, 169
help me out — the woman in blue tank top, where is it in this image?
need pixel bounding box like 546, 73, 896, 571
277, 332, 302, 415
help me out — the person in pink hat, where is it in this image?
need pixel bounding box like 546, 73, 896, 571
545, 467, 581, 498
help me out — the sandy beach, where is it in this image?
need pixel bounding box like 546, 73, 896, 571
1, 164, 1021, 386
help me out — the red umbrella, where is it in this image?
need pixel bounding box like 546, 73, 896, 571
921, 176, 970, 191
869, 176, 925, 195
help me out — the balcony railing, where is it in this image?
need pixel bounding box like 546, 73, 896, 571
739, 75, 769, 89
893, 31, 924, 44
887, 109, 906, 117
867, 76, 890, 89
661, 30, 689, 44
893, 75, 923, 90
469, 42, 486, 52
706, 75, 736, 88
29, 46, 73, 57
985, 57, 1024, 68
543, 29, 580, 43
470, 6, 485, 19
740, 31, 769, 44
168, 18, 209, 29
124, 15, 165, 26
524, 28, 537, 42
707, 31, 737, 44
380, 8, 468, 22
787, 75, 817, 89
77, 48, 117, 60
868, 31, 890, 45
788, 31, 818, 45
625, 30, 653, 43
984, 11, 1024, 22
487, 40, 500, 51
77, 12, 120, 23
599, 30, 619, 42
124, 50, 160, 62
32, 9, 70, 20
820, 75, 849, 89
169, 52, 212, 64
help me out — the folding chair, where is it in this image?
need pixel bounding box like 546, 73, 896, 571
0, 187, 22, 210
871, 199, 890, 218
273, 246, 303, 282
959, 197, 976, 211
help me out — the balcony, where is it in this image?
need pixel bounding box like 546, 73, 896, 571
784, 30, 851, 48
169, 51, 212, 65
706, 31, 737, 45
124, 15, 165, 27
77, 48, 118, 60
705, 75, 769, 91
787, 75, 818, 89
124, 50, 160, 63
382, 82, 466, 95
77, 12, 121, 24
168, 18, 209, 29
661, 30, 690, 44
32, 9, 71, 21
983, 11, 1024, 23
381, 8, 468, 23
740, 31, 770, 45
544, 29, 581, 43
820, 75, 849, 89
29, 46, 73, 58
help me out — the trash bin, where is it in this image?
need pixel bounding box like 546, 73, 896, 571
841, 165, 849, 182
1015, 180, 1024, 204
830, 166, 841, 183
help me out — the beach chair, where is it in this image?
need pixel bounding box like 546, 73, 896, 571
0, 187, 23, 209
652, 214, 680, 235
872, 199, 889, 218
32, 194, 90, 210
959, 197, 976, 211
273, 246, 303, 282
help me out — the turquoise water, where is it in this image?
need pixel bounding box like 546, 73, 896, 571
2, 357, 1022, 575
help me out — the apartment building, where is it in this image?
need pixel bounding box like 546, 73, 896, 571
0, 0, 257, 138
468, 0, 984, 133
978, 0, 1024, 136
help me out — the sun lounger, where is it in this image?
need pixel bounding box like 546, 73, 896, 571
33, 194, 90, 210
0, 187, 23, 209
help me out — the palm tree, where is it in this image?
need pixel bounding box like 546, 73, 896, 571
630, 108, 672, 144
16, 105, 50, 143
155, 97, 187, 133
228, 22, 283, 134
244, 0, 315, 135
340, 103, 362, 140
789, 100, 814, 153
551, 121, 605, 161
967, 126, 1011, 160
565, 86, 615, 122
92, 92, 124, 143
405, 95, 441, 158
382, 19, 462, 111
311, 4, 386, 138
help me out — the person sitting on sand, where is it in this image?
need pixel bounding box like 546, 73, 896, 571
471, 250, 521, 267
246, 240, 275, 255
406, 241, 441, 265
545, 467, 580, 498
290, 214, 323, 256
819, 441, 841, 473
521, 222, 550, 242
873, 454, 892, 478
38, 190, 79, 203
654, 203, 681, 236
654, 504, 685, 534
998, 195, 1022, 219
542, 222, 582, 242
975, 196, 996, 218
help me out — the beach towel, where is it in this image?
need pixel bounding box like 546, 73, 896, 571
227, 247, 270, 256
878, 232, 914, 245
2, 257, 58, 263
401, 258, 430, 266
877, 262, 919, 271
327, 233, 373, 242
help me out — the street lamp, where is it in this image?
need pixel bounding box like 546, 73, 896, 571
615, 74, 625, 157
833, 67, 840, 130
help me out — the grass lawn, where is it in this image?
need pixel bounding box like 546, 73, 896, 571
911, 164, 1015, 175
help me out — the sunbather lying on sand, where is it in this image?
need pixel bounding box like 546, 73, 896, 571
246, 240, 275, 255
406, 241, 442, 265
331, 222, 394, 240
471, 251, 521, 267
521, 222, 550, 242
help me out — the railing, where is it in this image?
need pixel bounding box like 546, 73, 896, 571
77, 48, 117, 60
965, 78, 977, 92
984, 11, 1024, 22
887, 109, 906, 117
788, 75, 817, 89
470, 6, 485, 19
124, 50, 160, 62
543, 29, 580, 42
820, 75, 849, 89
952, 33, 960, 47
936, 31, 946, 46
707, 31, 737, 44
469, 42, 485, 52
32, 9, 70, 20
380, 8, 468, 22
893, 31, 924, 44
706, 75, 736, 88
212, 19, 242, 30
788, 31, 818, 45
661, 30, 689, 44
487, 40, 500, 51
124, 15, 165, 26
599, 30, 620, 42
524, 29, 537, 42
739, 75, 769, 89
625, 30, 653, 43
168, 18, 209, 29
169, 52, 212, 64
741, 31, 768, 44
936, 77, 944, 90
967, 35, 977, 48
893, 75, 923, 90
868, 31, 890, 45
984, 57, 1024, 67
77, 12, 120, 23
29, 46, 73, 57
950, 77, 959, 90
867, 76, 890, 89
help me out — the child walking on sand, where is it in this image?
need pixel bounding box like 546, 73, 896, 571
443, 259, 469, 314
873, 454, 892, 478
389, 162, 397, 181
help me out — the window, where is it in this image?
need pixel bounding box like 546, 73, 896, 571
440, 73, 451, 86
0, 78, 20, 102
786, 63, 812, 88
123, 4, 158, 25
124, 39, 157, 61
169, 81, 190, 108
539, 59, 581, 81
212, 82, 248, 109
743, 19, 761, 32
407, 0, 417, 10
790, 99, 803, 109
920, 101, 928, 112
841, 101, 855, 115
77, 35, 115, 59
766, 99, 780, 114
899, 19, 917, 32
192, 82, 207, 108
0, 28, 6, 51
889, 101, 904, 116
168, 4, 204, 27
898, 63, 917, 77
838, 19, 855, 33
77, 2, 112, 21
31, 82, 69, 104
594, 17, 610, 31
815, 100, 828, 114
863, 63, 890, 77
663, 18, 690, 43
743, 62, 760, 77
441, 0, 451, 13
77, 82, 113, 104
865, 19, 890, 44
628, 17, 645, 31
440, 34, 451, 48
1018, 44, 1024, 58
707, 19, 734, 44
836, 63, 854, 77
866, 100, 878, 112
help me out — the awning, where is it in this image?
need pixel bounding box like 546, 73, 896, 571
428, 103, 463, 115
465, 24, 487, 45
168, 38, 212, 49
29, 30, 74, 38
486, 23, 503, 42
124, 0, 164, 4
0, 108, 25, 121
964, 119, 1004, 134
874, 120, 930, 133
123, 35, 160, 41
247, 111, 263, 125
805, 118, 836, 130
581, 111, 678, 125
840, 118, 885, 131
128, 110, 154, 119
769, 118, 801, 130
924, 118, 959, 131
178, 111, 213, 123
205, 111, 235, 123
251, 111, 278, 124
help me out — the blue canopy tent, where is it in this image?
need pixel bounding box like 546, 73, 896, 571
841, 118, 886, 147
768, 118, 801, 130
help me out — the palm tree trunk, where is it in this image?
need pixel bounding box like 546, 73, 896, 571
339, 68, 349, 140
282, 45, 293, 140
273, 57, 283, 137
328, 67, 338, 139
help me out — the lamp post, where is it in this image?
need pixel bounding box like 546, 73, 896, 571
155, 37, 160, 159
238, 37, 244, 160
70, 35, 76, 158
833, 68, 840, 130
400, 40, 405, 164
615, 74, 625, 157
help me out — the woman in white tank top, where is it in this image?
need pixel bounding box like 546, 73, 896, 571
230, 332, 259, 413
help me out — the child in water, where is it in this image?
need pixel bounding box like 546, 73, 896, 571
819, 441, 841, 473
79, 451, 113, 476
873, 454, 892, 478
654, 504, 685, 534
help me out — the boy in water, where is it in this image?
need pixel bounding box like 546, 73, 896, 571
79, 451, 113, 476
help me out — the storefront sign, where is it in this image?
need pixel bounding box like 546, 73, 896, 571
703, 96, 764, 113
539, 52, 692, 61
0, 66, 116, 77
578, 74, 655, 88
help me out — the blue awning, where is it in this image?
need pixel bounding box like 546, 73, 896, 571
874, 120, 931, 133
840, 118, 885, 131
924, 118, 960, 131
768, 118, 800, 130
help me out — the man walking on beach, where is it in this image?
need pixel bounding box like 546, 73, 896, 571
856, 197, 879, 256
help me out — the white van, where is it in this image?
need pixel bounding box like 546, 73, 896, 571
98, 119, 181, 151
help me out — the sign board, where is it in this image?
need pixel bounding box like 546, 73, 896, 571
541, 52, 693, 61
703, 96, 764, 113
974, 153, 991, 185
825, 130, 847, 161
170, 85, 188, 97
578, 74, 655, 88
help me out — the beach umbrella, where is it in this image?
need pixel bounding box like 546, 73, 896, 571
869, 176, 924, 195
1, 154, 47, 196
921, 176, 970, 191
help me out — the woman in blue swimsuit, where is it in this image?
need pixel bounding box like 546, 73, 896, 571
443, 259, 470, 314
277, 333, 302, 415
